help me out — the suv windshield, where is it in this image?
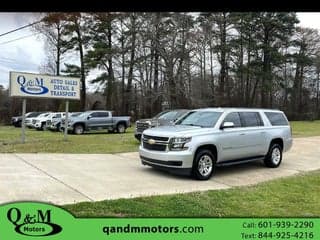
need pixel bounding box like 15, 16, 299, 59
176, 111, 222, 128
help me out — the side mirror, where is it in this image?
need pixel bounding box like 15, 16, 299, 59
87, 115, 92, 120
221, 122, 235, 129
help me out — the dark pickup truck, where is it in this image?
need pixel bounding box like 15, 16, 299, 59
134, 109, 190, 140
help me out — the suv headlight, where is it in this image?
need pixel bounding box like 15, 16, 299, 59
169, 137, 192, 151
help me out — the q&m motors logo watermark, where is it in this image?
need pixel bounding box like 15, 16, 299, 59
6, 207, 62, 237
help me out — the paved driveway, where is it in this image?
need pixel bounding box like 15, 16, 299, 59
0, 137, 319, 205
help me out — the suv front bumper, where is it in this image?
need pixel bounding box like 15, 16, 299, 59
139, 145, 194, 175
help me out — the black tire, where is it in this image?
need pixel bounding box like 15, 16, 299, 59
135, 134, 142, 141
264, 143, 282, 168
73, 124, 84, 135
117, 123, 126, 133
36, 123, 45, 131
14, 121, 22, 127
192, 149, 216, 180
56, 123, 61, 132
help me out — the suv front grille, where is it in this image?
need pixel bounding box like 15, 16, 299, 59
143, 142, 167, 151
142, 134, 169, 152
143, 134, 169, 142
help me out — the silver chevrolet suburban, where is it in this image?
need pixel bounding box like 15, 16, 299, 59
139, 108, 293, 180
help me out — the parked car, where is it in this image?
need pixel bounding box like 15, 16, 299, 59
44, 112, 66, 130
49, 112, 82, 132
28, 112, 51, 129
33, 112, 69, 131
11, 112, 38, 127
134, 109, 190, 141
61, 110, 131, 135
139, 108, 293, 180
21, 112, 46, 128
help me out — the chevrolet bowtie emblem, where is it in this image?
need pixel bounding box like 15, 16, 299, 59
148, 139, 156, 144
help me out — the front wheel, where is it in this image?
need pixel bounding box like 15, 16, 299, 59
14, 122, 21, 127
264, 143, 282, 168
56, 123, 61, 132
73, 124, 84, 135
117, 123, 126, 133
192, 149, 216, 180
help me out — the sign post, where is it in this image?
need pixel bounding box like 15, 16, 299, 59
64, 100, 69, 141
9, 71, 80, 143
21, 99, 26, 143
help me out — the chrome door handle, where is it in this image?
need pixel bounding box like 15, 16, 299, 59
239, 133, 246, 135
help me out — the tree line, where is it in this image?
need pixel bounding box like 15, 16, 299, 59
2, 12, 320, 122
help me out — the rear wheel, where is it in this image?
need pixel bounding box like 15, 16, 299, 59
14, 121, 21, 127
264, 143, 282, 168
73, 124, 84, 135
117, 123, 126, 133
192, 149, 216, 180
37, 122, 45, 131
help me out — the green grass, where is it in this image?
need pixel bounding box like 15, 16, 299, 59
290, 120, 320, 137
63, 170, 320, 217
0, 126, 140, 153
0, 120, 320, 153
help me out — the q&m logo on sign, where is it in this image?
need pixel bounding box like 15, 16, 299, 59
17, 75, 49, 95
6, 207, 63, 237
9, 71, 80, 100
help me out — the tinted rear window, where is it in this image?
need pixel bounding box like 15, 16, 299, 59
264, 112, 288, 126
239, 112, 263, 127
90, 112, 109, 117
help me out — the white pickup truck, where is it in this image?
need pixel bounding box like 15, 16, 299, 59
139, 108, 293, 180
33, 112, 65, 130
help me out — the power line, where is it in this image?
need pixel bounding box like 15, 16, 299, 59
0, 20, 42, 38
0, 33, 40, 45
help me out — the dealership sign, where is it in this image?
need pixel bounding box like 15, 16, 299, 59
9, 71, 80, 100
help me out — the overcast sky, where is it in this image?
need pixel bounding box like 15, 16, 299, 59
0, 12, 320, 90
